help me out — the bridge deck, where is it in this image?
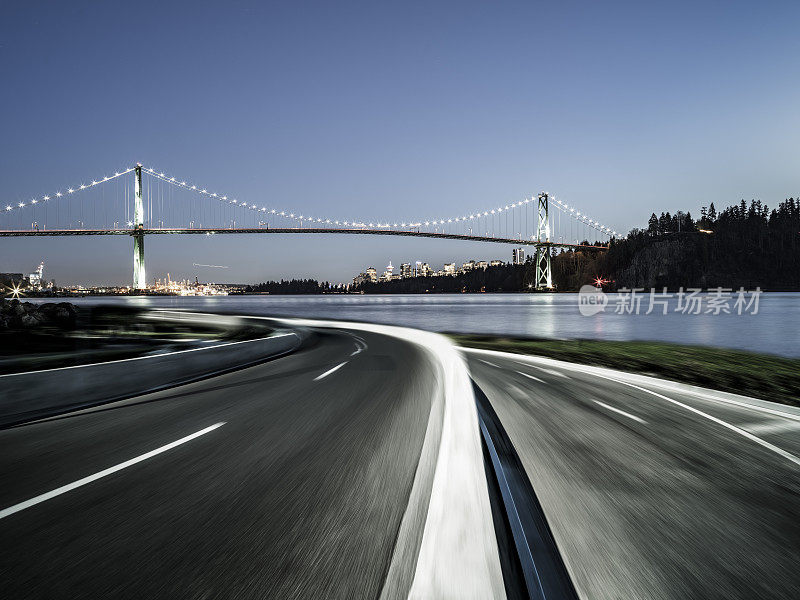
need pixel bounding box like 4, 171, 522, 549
0, 227, 608, 249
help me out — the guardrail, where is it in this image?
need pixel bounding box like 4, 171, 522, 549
0, 330, 303, 427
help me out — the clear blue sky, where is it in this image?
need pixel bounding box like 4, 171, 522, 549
2, 0, 799, 285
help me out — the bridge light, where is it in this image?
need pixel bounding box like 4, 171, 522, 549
425, 221, 430, 226
271, 209, 276, 213
127, 221, 133, 226
68, 188, 74, 193
5, 205, 11, 211
170, 177, 176, 182
91, 181, 98, 185
290, 213, 294, 218
280, 211, 285, 216
18, 202, 24, 207
344, 221, 349, 225
80, 184, 86, 189
212, 193, 218, 197
159, 173, 165, 177
31, 199, 37, 204
56, 192, 62, 197
180, 181, 186, 186
191, 185, 197, 190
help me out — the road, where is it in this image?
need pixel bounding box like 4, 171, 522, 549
467, 348, 800, 600
1, 320, 799, 599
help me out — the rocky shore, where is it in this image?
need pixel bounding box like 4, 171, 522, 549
0, 299, 78, 331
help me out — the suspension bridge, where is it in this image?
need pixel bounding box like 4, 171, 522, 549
0, 164, 618, 290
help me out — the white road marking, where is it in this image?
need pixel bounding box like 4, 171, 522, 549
525, 364, 569, 379
590, 374, 800, 467
313, 361, 348, 381
479, 359, 502, 368
0, 422, 226, 521
593, 400, 647, 424
348, 334, 368, 356
516, 371, 545, 384
0, 333, 297, 377
743, 420, 800, 435
463, 348, 800, 468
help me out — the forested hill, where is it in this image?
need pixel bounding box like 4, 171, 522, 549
557, 197, 800, 291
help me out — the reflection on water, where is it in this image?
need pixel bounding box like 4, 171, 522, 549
54, 293, 800, 357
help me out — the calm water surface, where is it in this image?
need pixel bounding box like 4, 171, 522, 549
58, 293, 800, 357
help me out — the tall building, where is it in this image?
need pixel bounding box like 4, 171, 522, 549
381, 261, 394, 281
417, 262, 431, 277
366, 267, 377, 283
443, 263, 456, 275
513, 248, 525, 265
400, 263, 413, 278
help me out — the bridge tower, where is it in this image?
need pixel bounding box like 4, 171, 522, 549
132, 164, 146, 289
534, 192, 553, 290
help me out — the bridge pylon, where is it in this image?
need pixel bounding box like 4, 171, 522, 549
534, 192, 553, 290
132, 164, 146, 289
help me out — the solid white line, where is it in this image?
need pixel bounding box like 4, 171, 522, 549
743, 420, 800, 435
463, 348, 800, 468
313, 361, 348, 381
274, 317, 505, 598
0, 422, 226, 520
590, 373, 800, 467
0, 333, 297, 378
516, 371, 545, 384
593, 400, 647, 424
479, 359, 502, 368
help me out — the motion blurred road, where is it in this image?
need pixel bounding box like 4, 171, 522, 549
0, 328, 441, 599
468, 349, 800, 600
1, 322, 799, 599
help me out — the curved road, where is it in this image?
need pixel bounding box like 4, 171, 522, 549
1, 320, 799, 599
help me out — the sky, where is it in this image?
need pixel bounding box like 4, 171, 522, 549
2, 0, 800, 285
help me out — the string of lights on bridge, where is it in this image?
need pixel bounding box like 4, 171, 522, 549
1, 163, 619, 238
142, 166, 619, 238
3, 168, 135, 214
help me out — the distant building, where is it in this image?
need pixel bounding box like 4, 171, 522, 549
443, 263, 456, 275
400, 263, 413, 278
28, 263, 44, 290
461, 260, 476, 272
366, 267, 377, 283
381, 261, 395, 282
417, 262, 431, 277
353, 272, 370, 286
489, 260, 504, 267
475, 261, 488, 270
512, 248, 525, 265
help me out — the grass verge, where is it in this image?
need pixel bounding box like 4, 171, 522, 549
449, 334, 800, 408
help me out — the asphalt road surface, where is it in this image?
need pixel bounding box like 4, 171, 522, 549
2, 321, 799, 599
467, 348, 800, 600
0, 327, 459, 599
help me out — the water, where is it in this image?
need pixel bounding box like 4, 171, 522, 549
49, 292, 800, 357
